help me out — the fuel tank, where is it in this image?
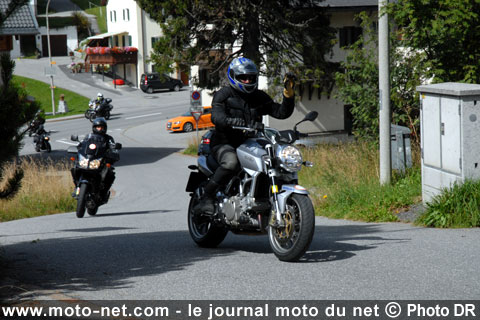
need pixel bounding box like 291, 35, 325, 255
236, 138, 268, 172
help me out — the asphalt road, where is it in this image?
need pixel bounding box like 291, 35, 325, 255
1, 58, 480, 302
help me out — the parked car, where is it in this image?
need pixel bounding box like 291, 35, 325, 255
140, 73, 183, 93
166, 106, 214, 132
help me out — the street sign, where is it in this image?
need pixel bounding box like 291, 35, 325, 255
191, 90, 200, 101
44, 66, 56, 77
190, 90, 202, 106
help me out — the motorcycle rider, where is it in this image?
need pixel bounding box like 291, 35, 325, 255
72, 117, 118, 202
194, 56, 296, 214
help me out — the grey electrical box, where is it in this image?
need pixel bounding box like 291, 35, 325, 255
417, 82, 480, 204
391, 124, 412, 172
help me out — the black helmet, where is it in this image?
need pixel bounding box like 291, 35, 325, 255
92, 117, 107, 134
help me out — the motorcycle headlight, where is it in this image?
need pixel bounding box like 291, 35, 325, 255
276, 145, 303, 172
78, 155, 89, 169
89, 159, 102, 169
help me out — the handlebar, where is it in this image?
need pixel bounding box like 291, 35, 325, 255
231, 126, 256, 132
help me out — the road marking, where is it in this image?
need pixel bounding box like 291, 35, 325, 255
56, 139, 78, 146
125, 112, 162, 120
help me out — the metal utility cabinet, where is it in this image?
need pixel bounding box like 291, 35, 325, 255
417, 82, 480, 204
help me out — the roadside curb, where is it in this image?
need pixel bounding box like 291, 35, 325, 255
45, 114, 85, 123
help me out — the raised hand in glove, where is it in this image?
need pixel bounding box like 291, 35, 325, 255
226, 117, 246, 127
283, 72, 297, 98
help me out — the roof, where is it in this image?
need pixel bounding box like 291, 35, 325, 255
87, 30, 128, 40
0, 0, 39, 35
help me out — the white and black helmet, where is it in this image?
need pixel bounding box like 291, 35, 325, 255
227, 57, 258, 94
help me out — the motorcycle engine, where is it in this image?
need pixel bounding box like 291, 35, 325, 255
222, 196, 242, 222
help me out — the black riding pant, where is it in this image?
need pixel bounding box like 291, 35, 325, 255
205, 144, 240, 195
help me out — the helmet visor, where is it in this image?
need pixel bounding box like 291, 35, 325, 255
236, 74, 257, 84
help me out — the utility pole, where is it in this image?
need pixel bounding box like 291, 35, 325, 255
46, 0, 55, 116
379, 0, 391, 184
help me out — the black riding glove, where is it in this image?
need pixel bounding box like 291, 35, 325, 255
226, 118, 246, 127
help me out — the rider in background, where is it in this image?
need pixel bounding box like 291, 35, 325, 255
194, 57, 296, 214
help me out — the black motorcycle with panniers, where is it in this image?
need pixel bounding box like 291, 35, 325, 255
68, 134, 121, 218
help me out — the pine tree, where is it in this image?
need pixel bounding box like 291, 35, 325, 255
0, 0, 39, 199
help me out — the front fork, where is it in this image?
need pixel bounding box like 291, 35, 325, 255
265, 144, 284, 227
265, 145, 309, 228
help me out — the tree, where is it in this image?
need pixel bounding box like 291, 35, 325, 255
135, 0, 337, 90
335, 12, 428, 143
389, 0, 480, 84
0, 0, 39, 199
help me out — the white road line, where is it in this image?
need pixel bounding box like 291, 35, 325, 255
125, 112, 162, 120
56, 140, 78, 146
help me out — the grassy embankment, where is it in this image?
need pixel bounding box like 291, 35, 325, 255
0, 159, 76, 222
85, 6, 107, 34
12, 75, 89, 119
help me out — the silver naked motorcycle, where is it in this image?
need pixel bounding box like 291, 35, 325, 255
186, 111, 318, 262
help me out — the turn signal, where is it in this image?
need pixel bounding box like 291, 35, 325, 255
106, 163, 111, 168
70, 157, 75, 161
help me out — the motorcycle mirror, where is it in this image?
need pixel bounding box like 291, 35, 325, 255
115, 143, 122, 150
303, 111, 318, 122
71, 134, 79, 142
294, 111, 319, 132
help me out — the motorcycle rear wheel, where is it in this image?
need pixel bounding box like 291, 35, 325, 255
105, 111, 111, 120
187, 193, 227, 248
76, 184, 88, 218
268, 193, 315, 262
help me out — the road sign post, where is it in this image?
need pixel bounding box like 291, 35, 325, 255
190, 106, 203, 142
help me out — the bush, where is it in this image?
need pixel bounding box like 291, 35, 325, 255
417, 180, 480, 228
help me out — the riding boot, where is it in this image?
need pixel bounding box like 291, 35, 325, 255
194, 180, 220, 215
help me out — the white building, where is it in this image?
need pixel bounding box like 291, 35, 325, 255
98, 0, 179, 87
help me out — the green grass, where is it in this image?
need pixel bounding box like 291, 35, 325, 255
417, 180, 480, 228
70, 0, 102, 10
299, 142, 422, 222
85, 6, 107, 33
12, 75, 89, 119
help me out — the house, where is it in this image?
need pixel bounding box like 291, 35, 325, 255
0, 0, 40, 58
86, 0, 184, 88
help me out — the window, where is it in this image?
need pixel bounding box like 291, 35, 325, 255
124, 8, 130, 21
151, 36, 161, 48
339, 26, 362, 47
113, 10, 116, 22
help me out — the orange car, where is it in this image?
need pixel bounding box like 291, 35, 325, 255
166, 106, 215, 132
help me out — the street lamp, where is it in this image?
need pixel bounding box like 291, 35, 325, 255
46, 0, 55, 116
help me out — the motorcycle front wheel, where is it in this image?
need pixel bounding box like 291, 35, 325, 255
45, 141, 51, 153
187, 192, 227, 248
268, 193, 315, 262
76, 184, 88, 218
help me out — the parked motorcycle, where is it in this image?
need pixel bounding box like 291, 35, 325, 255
84, 98, 113, 122
68, 134, 122, 218
186, 111, 318, 262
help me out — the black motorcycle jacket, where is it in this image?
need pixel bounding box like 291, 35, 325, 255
211, 86, 294, 148
82, 133, 119, 163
